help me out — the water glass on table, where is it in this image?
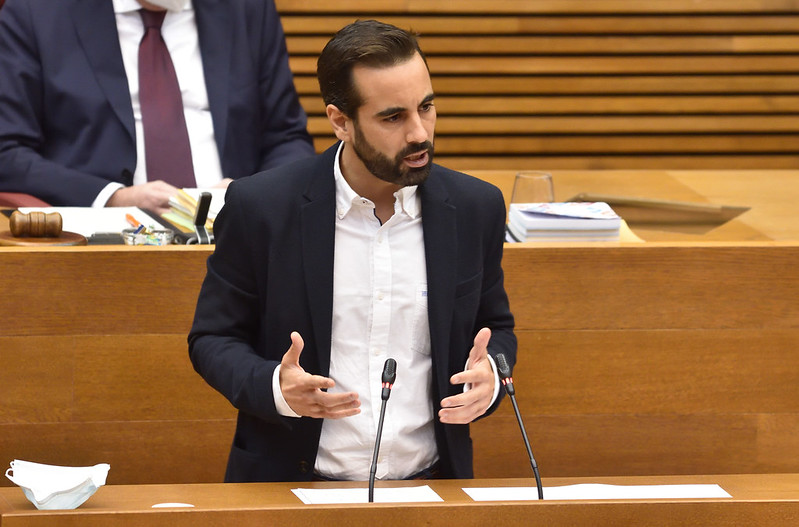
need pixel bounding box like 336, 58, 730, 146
511, 171, 554, 203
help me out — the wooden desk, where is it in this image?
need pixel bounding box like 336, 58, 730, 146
2, 474, 799, 526
0, 170, 797, 485
471, 169, 799, 242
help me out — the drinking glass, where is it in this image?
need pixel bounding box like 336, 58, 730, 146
511, 171, 554, 203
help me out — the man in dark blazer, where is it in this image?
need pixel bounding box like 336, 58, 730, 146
188, 20, 516, 483
0, 0, 313, 209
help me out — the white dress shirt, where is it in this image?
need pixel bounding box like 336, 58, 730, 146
273, 143, 437, 480
271, 143, 500, 480
96, 0, 222, 206
314, 144, 438, 480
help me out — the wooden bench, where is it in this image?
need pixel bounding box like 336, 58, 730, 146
277, 0, 799, 170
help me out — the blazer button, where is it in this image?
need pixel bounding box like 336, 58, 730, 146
298, 460, 310, 474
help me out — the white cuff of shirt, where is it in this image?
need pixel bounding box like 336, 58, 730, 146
463, 353, 501, 412
93, 182, 124, 208
272, 364, 301, 418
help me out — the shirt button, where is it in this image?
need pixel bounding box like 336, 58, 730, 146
298, 460, 310, 474
377, 292, 384, 301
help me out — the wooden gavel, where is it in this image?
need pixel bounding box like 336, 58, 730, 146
9, 210, 63, 238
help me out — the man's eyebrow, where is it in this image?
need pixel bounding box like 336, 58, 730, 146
375, 93, 436, 118
376, 106, 405, 118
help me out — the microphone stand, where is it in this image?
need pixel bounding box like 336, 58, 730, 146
368, 398, 389, 503
368, 358, 396, 503
507, 387, 544, 499
496, 353, 543, 500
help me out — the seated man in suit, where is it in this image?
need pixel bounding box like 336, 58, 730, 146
188, 20, 517, 482
0, 0, 314, 213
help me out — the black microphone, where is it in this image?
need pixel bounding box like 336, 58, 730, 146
496, 353, 543, 500
368, 358, 397, 503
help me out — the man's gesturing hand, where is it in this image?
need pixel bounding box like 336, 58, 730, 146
438, 327, 494, 425
279, 332, 361, 419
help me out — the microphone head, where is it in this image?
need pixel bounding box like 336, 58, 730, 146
495, 353, 512, 379
382, 358, 397, 384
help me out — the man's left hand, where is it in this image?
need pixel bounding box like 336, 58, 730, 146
439, 327, 494, 424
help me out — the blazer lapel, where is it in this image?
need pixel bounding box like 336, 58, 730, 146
420, 170, 458, 395
70, 0, 135, 142
299, 148, 338, 377
193, 0, 232, 160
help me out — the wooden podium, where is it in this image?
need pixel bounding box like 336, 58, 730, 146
2, 475, 799, 526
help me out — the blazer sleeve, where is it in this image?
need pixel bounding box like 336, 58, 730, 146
188, 181, 284, 424
252, 0, 315, 170
477, 182, 517, 417
0, 0, 125, 205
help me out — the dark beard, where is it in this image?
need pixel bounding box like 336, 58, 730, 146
351, 124, 434, 187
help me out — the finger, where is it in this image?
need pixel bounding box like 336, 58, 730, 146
281, 331, 305, 368
318, 391, 362, 413
449, 366, 492, 387
303, 373, 337, 391
467, 327, 491, 367
440, 381, 490, 411
438, 396, 486, 424
298, 391, 361, 419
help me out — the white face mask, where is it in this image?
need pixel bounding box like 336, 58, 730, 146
143, 0, 189, 12
5, 460, 110, 510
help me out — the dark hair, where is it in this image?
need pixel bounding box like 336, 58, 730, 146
317, 19, 427, 118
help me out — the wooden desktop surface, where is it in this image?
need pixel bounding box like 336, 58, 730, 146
471, 169, 798, 242
2, 474, 799, 526
1, 169, 795, 241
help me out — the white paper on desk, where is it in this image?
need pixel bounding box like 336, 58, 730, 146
463, 483, 731, 502
292, 485, 443, 504
19, 207, 169, 237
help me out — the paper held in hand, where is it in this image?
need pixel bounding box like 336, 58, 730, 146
507, 202, 622, 242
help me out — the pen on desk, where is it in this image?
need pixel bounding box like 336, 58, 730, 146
125, 213, 141, 229
125, 213, 147, 234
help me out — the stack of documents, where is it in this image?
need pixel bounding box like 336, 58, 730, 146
507, 202, 621, 242
162, 188, 226, 233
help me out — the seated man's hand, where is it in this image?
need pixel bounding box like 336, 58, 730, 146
213, 178, 233, 189
107, 181, 179, 215
279, 331, 361, 419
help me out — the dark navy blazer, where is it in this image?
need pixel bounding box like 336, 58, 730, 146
188, 143, 518, 482
0, 0, 314, 205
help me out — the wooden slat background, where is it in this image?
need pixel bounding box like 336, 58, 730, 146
276, 0, 799, 169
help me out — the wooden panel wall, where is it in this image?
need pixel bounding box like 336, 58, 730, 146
1, 242, 798, 484
471, 242, 799, 478
276, 0, 799, 169
0, 247, 235, 485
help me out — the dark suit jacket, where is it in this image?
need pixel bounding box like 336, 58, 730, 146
0, 0, 314, 205
188, 143, 517, 482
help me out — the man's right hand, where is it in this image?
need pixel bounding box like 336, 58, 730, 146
107, 181, 179, 215
279, 331, 361, 419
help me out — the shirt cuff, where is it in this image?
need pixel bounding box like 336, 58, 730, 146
272, 364, 301, 418
92, 182, 124, 208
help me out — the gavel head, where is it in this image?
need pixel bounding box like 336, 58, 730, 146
9, 210, 63, 238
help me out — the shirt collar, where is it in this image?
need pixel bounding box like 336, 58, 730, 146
333, 142, 421, 220
113, 0, 193, 14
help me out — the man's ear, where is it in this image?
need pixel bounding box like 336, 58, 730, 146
326, 104, 352, 142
